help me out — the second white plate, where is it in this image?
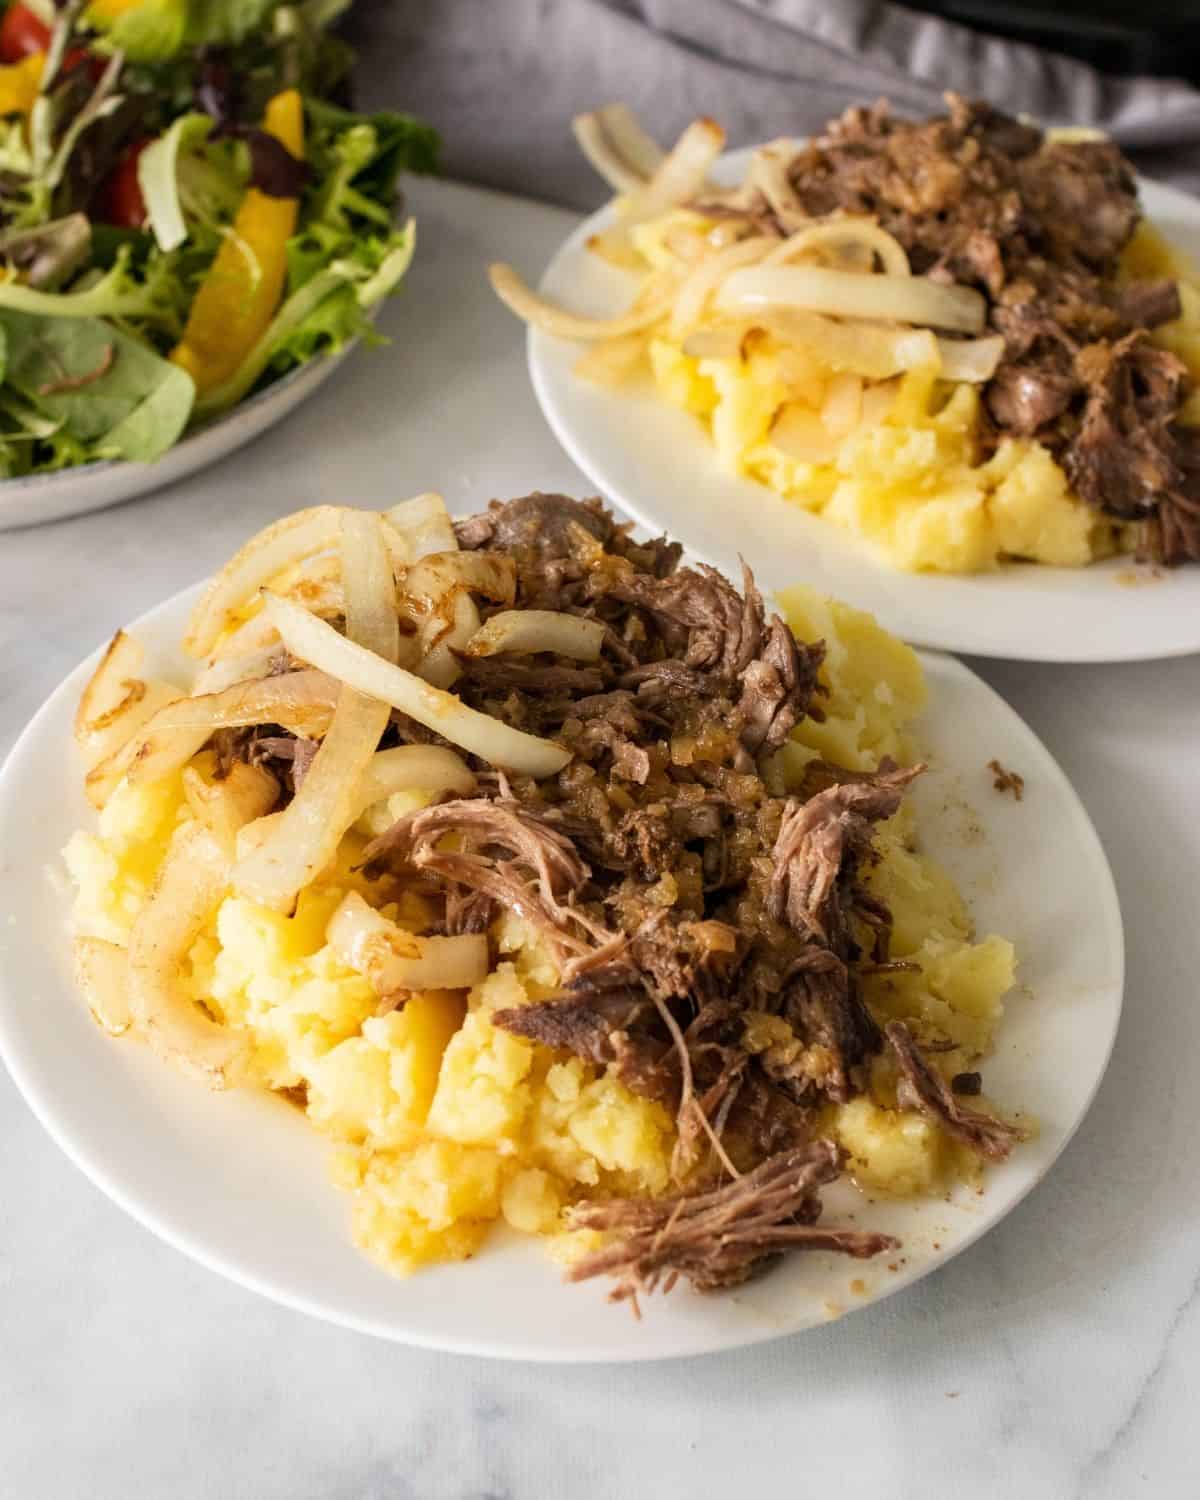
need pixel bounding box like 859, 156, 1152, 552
529, 153, 1200, 662
0, 578, 1123, 1360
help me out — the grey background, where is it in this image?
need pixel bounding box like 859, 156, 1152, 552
346, 0, 1200, 207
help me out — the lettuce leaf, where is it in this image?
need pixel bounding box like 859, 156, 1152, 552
138, 114, 215, 253
0, 308, 195, 462
304, 99, 439, 223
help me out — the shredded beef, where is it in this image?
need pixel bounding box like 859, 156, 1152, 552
364, 494, 1002, 1301
886, 1021, 1023, 1161
768, 92, 1200, 560
567, 1141, 897, 1303
768, 764, 923, 950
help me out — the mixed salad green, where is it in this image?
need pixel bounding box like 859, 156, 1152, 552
0, 0, 437, 475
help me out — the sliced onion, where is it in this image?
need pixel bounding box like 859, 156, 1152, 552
762, 219, 911, 277
184, 505, 342, 658
662, 225, 711, 263
419, 591, 480, 689
489, 261, 675, 341
821, 371, 863, 439
402, 552, 507, 688
73, 935, 133, 1037
573, 104, 664, 193
574, 332, 648, 386
600, 104, 666, 181
627, 117, 725, 219
385, 492, 456, 561
355, 745, 477, 819
233, 690, 389, 912
759, 308, 941, 381
327, 891, 489, 996
191, 643, 282, 696
182, 761, 280, 859
73, 631, 187, 781
669, 235, 777, 341
403, 552, 516, 612
936, 334, 1005, 383
746, 141, 808, 232
127, 824, 249, 1087
573, 106, 659, 194
403, 550, 517, 688
340, 510, 400, 666
464, 609, 606, 661
769, 404, 842, 464
775, 344, 828, 406
234, 809, 284, 862
202, 606, 281, 665
262, 592, 572, 778
97, 671, 341, 796
584, 230, 647, 269
718, 266, 986, 334
75, 630, 144, 743
232, 517, 397, 913
81, 679, 179, 793
680, 325, 748, 360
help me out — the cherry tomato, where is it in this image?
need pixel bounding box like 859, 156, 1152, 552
96, 139, 150, 228
0, 5, 102, 78
0, 4, 50, 61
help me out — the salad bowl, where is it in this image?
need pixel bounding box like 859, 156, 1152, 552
0, 341, 354, 530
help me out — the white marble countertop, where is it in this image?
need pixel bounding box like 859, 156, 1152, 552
2, 176, 1199, 1499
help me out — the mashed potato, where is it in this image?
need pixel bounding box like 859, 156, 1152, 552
629, 213, 1200, 574
65, 593, 1016, 1276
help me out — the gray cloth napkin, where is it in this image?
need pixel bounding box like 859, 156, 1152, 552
346, 0, 1200, 207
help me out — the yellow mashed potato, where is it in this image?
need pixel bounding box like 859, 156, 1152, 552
65, 592, 1017, 1276
630, 215, 1200, 574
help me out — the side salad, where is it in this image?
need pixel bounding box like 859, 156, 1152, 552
0, 0, 437, 475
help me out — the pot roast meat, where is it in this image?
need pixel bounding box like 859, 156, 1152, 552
365, 794, 599, 960
1064, 335, 1189, 526
738, 616, 825, 755
566, 1141, 897, 1302
1114, 279, 1182, 330
768, 764, 923, 951
778, 92, 1199, 554
782, 947, 880, 1104
595, 559, 824, 750
885, 1021, 1023, 1161
366, 497, 1001, 1301
985, 358, 1076, 437
455, 492, 614, 556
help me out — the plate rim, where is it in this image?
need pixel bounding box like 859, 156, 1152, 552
0, 354, 331, 498
0, 578, 1125, 1362
528, 147, 1200, 664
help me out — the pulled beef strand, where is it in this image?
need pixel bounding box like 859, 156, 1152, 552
364, 794, 602, 960
886, 1021, 1023, 1161
778, 93, 1200, 561
567, 1141, 897, 1305
768, 764, 923, 950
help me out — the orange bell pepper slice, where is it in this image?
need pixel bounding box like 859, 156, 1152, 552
171, 89, 304, 395
0, 51, 44, 115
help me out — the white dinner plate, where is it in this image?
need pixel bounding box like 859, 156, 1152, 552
0, 579, 1123, 1361
529, 151, 1200, 662
0, 344, 357, 533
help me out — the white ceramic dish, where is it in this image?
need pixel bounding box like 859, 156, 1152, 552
0, 347, 355, 532
529, 152, 1200, 662
0, 581, 1123, 1361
